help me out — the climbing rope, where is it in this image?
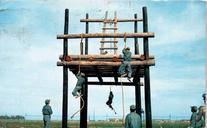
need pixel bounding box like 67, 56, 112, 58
79, 34, 84, 72
71, 34, 85, 119
120, 75, 125, 127
70, 95, 85, 119
124, 32, 127, 49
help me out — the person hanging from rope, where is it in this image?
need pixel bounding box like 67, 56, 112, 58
106, 91, 117, 114
118, 33, 132, 82
118, 47, 132, 82
72, 71, 85, 98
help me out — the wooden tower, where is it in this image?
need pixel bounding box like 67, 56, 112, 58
57, 6, 155, 128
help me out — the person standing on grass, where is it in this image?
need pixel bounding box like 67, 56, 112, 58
125, 105, 141, 128
42, 99, 53, 128
195, 93, 206, 128
189, 106, 197, 128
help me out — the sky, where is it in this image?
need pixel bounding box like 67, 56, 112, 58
0, 0, 206, 120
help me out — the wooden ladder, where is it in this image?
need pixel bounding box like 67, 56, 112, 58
100, 11, 118, 55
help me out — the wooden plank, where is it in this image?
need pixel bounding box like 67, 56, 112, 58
57, 60, 155, 66
102, 27, 118, 30
88, 82, 134, 85
80, 18, 143, 22
99, 47, 118, 50
100, 40, 118, 43
57, 32, 155, 39
59, 54, 154, 60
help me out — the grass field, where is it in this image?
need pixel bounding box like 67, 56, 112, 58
0, 119, 189, 128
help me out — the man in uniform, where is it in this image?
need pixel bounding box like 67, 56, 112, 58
42, 99, 53, 128
118, 47, 132, 82
190, 106, 197, 128
72, 71, 85, 98
196, 93, 206, 128
125, 105, 141, 128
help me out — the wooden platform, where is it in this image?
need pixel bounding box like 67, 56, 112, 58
57, 54, 155, 78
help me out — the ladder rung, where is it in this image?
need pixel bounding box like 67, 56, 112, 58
102, 27, 118, 30
100, 47, 118, 50
100, 40, 118, 43
103, 20, 117, 23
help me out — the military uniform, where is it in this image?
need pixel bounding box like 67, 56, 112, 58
196, 106, 205, 128
72, 72, 85, 97
190, 106, 197, 128
125, 105, 141, 128
118, 48, 132, 78
42, 100, 53, 128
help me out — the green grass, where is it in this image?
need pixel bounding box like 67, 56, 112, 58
0, 119, 189, 128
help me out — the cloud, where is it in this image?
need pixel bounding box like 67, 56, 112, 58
150, 2, 205, 46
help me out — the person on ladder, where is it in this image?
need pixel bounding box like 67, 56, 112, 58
72, 71, 85, 98
118, 47, 132, 82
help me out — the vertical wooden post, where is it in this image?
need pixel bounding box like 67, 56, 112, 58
80, 13, 89, 128
143, 7, 152, 128
134, 13, 142, 117
62, 8, 69, 128
85, 13, 89, 55
80, 78, 88, 128
134, 14, 139, 54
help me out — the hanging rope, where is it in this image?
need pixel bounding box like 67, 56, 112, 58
124, 32, 127, 49
71, 34, 85, 119
70, 95, 85, 119
120, 75, 125, 127
79, 34, 84, 72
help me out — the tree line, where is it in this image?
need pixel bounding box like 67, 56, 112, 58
0, 115, 25, 120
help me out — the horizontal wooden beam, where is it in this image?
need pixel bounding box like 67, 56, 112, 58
57, 32, 154, 39
59, 54, 154, 60
88, 82, 134, 86
80, 18, 143, 22
57, 60, 155, 66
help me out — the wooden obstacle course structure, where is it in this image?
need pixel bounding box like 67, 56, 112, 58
57, 7, 155, 128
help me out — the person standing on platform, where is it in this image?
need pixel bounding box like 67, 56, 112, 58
125, 105, 141, 128
42, 99, 53, 128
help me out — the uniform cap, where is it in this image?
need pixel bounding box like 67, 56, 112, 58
126, 47, 130, 50
45, 99, 50, 104
202, 93, 206, 98
130, 105, 136, 110
191, 106, 197, 112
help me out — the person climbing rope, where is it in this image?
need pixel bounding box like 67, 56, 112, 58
106, 91, 117, 114
118, 47, 132, 82
72, 71, 85, 98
